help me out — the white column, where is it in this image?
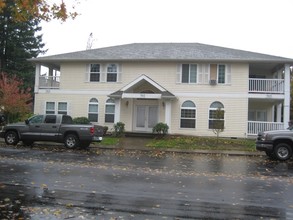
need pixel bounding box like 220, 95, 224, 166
34, 63, 41, 93
283, 64, 290, 128
164, 100, 171, 130
114, 99, 121, 123
277, 103, 282, 122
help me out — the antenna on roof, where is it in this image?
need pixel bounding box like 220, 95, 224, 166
86, 33, 95, 50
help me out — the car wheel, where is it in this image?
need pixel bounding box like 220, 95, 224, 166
274, 143, 292, 161
4, 131, 19, 145
64, 134, 79, 149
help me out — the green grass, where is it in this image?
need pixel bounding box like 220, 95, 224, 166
97, 135, 256, 152
97, 136, 119, 145
146, 135, 256, 152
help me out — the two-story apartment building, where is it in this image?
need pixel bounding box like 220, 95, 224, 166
30, 43, 293, 138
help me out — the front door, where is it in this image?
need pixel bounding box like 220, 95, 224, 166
135, 105, 158, 132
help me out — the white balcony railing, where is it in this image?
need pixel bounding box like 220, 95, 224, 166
39, 76, 60, 88
248, 121, 284, 135
249, 79, 284, 94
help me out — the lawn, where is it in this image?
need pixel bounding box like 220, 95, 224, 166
99, 135, 256, 152
147, 135, 256, 151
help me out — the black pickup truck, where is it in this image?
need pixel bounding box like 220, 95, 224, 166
0, 114, 103, 149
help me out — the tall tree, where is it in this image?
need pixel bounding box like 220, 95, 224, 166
0, 0, 46, 91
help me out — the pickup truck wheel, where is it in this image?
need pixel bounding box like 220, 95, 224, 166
5, 131, 19, 145
274, 143, 292, 161
64, 134, 79, 149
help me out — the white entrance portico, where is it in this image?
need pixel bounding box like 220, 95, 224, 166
109, 75, 176, 132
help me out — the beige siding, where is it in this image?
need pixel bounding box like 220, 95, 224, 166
35, 61, 250, 137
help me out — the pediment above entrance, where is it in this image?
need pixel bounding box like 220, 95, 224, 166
109, 74, 176, 99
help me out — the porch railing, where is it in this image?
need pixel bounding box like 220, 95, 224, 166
249, 79, 284, 94
39, 76, 60, 88
248, 121, 284, 135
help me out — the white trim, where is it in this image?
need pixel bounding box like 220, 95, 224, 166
121, 75, 166, 92
122, 93, 162, 99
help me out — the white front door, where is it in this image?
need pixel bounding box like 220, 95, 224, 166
135, 105, 158, 132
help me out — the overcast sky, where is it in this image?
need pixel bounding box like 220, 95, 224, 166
40, 0, 293, 58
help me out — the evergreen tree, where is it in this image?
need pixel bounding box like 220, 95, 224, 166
0, 0, 46, 91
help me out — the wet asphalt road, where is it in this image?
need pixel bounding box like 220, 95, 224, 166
0, 145, 293, 219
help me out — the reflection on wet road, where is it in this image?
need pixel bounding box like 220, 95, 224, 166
0, 146, 292, 219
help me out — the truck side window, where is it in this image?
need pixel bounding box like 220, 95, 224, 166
62, 115, 73, 124
29, 115, 44, 124
44, 115, 56, 124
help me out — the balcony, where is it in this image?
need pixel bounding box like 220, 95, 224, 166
249, 79, 284, 94
247, 121, 284, 135
39, 75, 60, 89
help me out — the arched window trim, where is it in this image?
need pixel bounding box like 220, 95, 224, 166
180, 100, 196, 129
88, 98, 99, 122
208, 101, 225, 129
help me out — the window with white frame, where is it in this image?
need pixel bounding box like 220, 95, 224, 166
88, 98, 98, 122
107, 64, 118, 82
181, 64, 197, 83
58, 102, 67, 115
46, 102, 67, 114
89, 64, 100, 82
218, 64, 226, 84
46, 102, 55, 114
105, 99, 115, 123
180, 100, 196, 128
209, 101, 224, 129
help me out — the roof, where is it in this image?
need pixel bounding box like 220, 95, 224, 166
30, 43, 293, 63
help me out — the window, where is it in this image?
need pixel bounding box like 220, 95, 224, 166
218, 64, 226, 84
44, 115, 57, 124
180, 101, 196, 128
58, 102, 67, 115
107, 64, 118, 82
88, 98, 98, 122
46, 102, 55, 114
105, 99, 115, 123
181, 64, 197, 83
89, 64, 100, 82
209, 101, 224, 129
29, 115, 44, 124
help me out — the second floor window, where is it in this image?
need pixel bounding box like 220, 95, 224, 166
90, 64, 100, 82
181, 64, 197, 83
218, 64, 226, 84
107, 64, 118, 82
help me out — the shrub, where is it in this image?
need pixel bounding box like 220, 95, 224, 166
103, 126, 108, 135
152, 122, 169, 135
73, 117, 90, 124
113, 122, 125, 137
